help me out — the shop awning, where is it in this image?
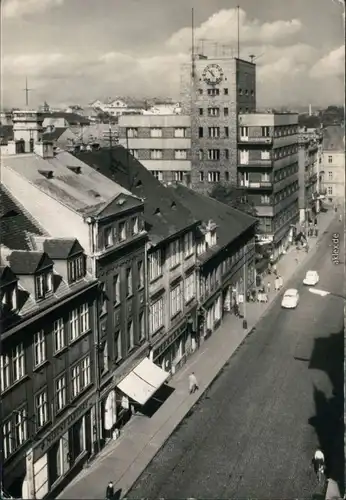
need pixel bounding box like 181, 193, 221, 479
117, 357, 169, 406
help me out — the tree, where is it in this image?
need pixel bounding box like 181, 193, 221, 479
209, 183, 258, 217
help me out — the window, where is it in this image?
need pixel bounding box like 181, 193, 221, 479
53, 318, 65, 353
262, 126, 270, 137
225, 171, 230, 181
224, 88, 228, 95
150, 149, 163, 159
104, 227, 113, 248
150, 128, 162, 138
14, 409, 27, 450
35, 271, 53, 299
328, 155, 333, 163
149, 249, 162, 280
70, 308, 79, 340
173, 171, 184, 181
240, 126, 248, 138
208, 108, 219, 116
34, 330, 46, 367
174, 128, 186, 138
207, 171, 220, 182
199, 108, 203, 115
152, 170, 163, 181
2, 420, 12, 459
261, 150, 270, 160
80, 303, 89, 333
327, 186, 333, 195
207, 149, 220, 160
119, 221, 126, 241
139, 312, 145, 340
174, 149, 187, 159
1, 354, 10, 392
71, 365, 80, 398
129, 149, 139, 158
126, 268, 133, 296
12, 344, 25, 382
68, 255, 84, 282
210, 229, 217, 246
198, 88, 203, 95
55, 375, 66, 412
149, 297, 164, 334
131, 216, 139, 235
239, 88, 243, 95
170, 283, 182, 317
99, 341, 108, 374
137, 261, 144, 289
199, 127, 203, 138
114, 330, 122, 360
128, 321, 134, 350
224, 149, 229, 159
184, 273, 195, 303
224, 127, 229, 138
199, 171, 205, 182
81, 356, 91, 388
36, 389, 48, 428
169, 239, 181, 268
224, 107, 229, 116
184, 232, 194, 258
261, 195, 270, 204
328, 171, 333, 180
208, 127, 220, 138
207, 88, 219, 96
199, 149, 204, 160
127, 128, 138, 138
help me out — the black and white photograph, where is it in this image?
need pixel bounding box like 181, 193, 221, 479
0, 0, 345, 499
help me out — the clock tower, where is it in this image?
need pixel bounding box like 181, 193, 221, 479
180, 56, 256, 193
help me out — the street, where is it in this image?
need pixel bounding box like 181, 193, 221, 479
126, 219, 344, 499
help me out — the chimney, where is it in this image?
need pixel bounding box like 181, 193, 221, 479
34, 140, 54, 159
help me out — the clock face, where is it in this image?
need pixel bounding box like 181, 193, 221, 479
202, 64, 224, 85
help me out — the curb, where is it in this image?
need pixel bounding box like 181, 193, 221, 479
121, 215, 336, 498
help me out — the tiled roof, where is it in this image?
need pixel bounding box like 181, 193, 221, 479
168, 183, 257, 260
7, 251, 52, 275
73, 147, 199, 245
43, 238, 83, 259
322, 126, 345, 151
2, 150, 135, 216
0, 185, 48, 250
42, 127, 69, 141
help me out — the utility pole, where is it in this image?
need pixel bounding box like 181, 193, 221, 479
22, 77, 33, 107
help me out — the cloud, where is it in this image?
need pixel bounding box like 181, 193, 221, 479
2, 0, 64, 19
167, 8, 302, 51
309, 45, 345, 79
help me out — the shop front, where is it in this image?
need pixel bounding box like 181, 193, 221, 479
153, 318, 194, 375
22, 393, 95, 499
100, 387, 132, 445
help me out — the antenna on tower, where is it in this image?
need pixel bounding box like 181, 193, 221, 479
237, 5, 240, 59
22, 77, 34, 107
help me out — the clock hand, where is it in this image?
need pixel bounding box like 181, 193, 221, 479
209, 70, 215, 77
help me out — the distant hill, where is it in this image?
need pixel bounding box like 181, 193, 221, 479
299, 106, 344, 129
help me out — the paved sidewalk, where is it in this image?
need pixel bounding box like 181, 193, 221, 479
58, 210, 336, 500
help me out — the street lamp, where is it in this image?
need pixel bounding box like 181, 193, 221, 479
308, 288, 346, 300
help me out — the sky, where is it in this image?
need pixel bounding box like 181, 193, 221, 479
1, 0, 345, 109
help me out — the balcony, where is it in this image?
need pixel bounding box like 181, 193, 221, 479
238, 158, 273, 168
238, 136, 273, 145
240, 181, 273, 190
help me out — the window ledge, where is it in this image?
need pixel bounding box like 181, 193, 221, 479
170, 263, 181, 272
54, 346, 68, 357
150, 274, 163, 285
69, 328, 91, 346
1, 374, 29, 396
33, 359, 49, 373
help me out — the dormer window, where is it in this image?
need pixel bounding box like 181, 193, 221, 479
104, 227, 113, 249
131, 217, 139, 235
35, 271, 53, 299
68, 254, 85, 283
119, 221, 126, 241
1, 285, 17, 311
210, 229, 217, 247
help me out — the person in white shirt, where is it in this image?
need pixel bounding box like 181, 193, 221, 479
189, 372, 199, 394
313, 448, 325, 475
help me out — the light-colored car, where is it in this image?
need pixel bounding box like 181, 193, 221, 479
303, 270, 319, 286
281, 288, 299, 309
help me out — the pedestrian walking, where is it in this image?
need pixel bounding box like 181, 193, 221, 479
106, 481, 114, 500
267, 281, 271, 293
274, 277, 279, 291
189, 372, 199, 393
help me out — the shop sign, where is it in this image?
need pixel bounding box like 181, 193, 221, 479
36, 395, 95, 457
154, 324, 186, 359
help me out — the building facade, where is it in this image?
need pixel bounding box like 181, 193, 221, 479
298, 130, 323, 224
237, 112, 299, 258
0, 243, 98, 499
118, 114, 191, 184
180, 56, 256, 193
321, 125, 345, 207
1, 110, 175, 463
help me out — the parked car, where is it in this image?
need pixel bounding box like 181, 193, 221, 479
303, 270, 319, 286
281, 289, 299, 309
